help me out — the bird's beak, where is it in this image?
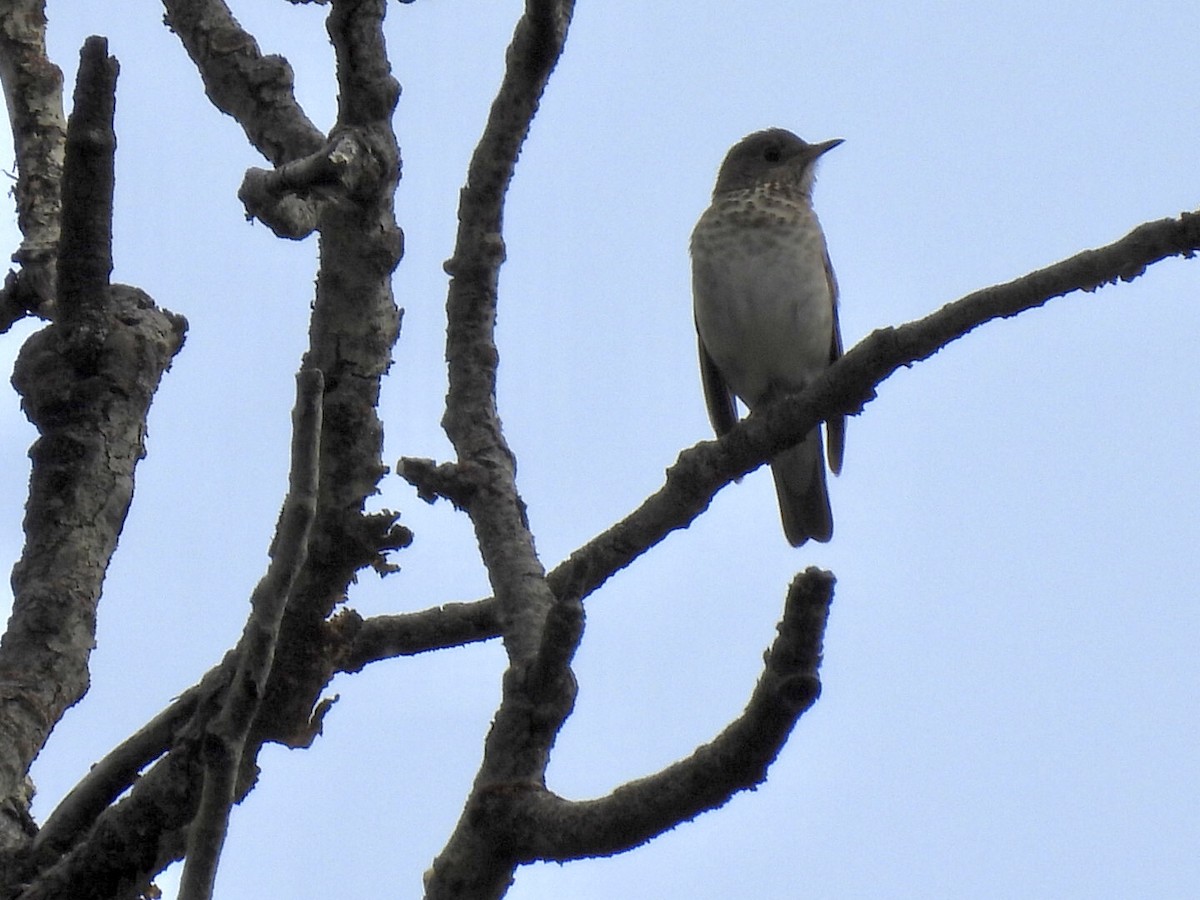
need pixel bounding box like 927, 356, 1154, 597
789, 138, 843, 171
811, 138, 844, 158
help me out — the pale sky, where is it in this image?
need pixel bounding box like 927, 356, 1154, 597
2, 2, 1198, 898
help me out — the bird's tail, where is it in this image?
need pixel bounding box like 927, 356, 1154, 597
770, 428, 833, 547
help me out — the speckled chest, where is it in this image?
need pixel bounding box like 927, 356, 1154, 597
691, 186, 835, 404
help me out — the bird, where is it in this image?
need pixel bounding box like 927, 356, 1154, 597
690, 128, 845, 547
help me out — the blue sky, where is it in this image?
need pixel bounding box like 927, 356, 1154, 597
2, 2, 1198, 897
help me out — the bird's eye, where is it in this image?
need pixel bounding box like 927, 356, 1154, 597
763, 145, 782, 163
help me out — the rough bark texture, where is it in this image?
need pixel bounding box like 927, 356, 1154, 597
1, 4, 408, 896
0, 5, 1196, 900
179, 370, 323, 900
0, 0, 65, 326
161, 0, 324, 165
0, 39, 185, 875
424, 3, 578, 896
249, 0, 408, 754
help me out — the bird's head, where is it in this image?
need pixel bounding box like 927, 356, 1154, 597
712, 128, 842, 197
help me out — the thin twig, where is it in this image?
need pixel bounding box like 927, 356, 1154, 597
178, 370, 323, 900
32, 690, 200, 859
334, 600, 501, 672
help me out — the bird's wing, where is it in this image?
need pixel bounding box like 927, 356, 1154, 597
697, 326, 739, 436
824, 249, 846, 475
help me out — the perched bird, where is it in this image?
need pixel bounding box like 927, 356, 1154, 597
691, 128, 845, 546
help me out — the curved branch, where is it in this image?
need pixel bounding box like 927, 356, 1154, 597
27, 206, 1189, 898
444, 0, 572, 727
15, 737, 201, 900
30, 665, 218, 862
519, 569, 832, 861
23, 369, 325, 895
161, 0, 325, 165
440, 0, 575, 653
420, 569, 830, 893
18, 652, 337, 899
31, 700, 195, 859
426, 2, 577, 896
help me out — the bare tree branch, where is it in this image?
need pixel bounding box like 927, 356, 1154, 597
426, 2, 577, 897
238, 134, 347, 238
542, 209, 1200, 603
440, 0, 576, 679
246, 0, 405, 752
334, 569, 829, 870
0, 37, 185, 852
238, 126, 398, 239
382, 210, 1200, 673
160, 0, 324, 165
440, 0, 575, 656
15, 741, 201, 900
178, 369, 322, 900
395, 456, 474, 508
11, 5, 407, 890
30, 679, 205, 862
333, 600, 501, 672
15, 665, 338, 900
0, 5, 1193, 898
33, 202, 1189, 898
0, 0, 65, 327
54, 39, 116, 312
515, 569, 831, 861
20, 364, 328, 895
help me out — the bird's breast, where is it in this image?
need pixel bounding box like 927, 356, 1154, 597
691, 195, 835, 407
